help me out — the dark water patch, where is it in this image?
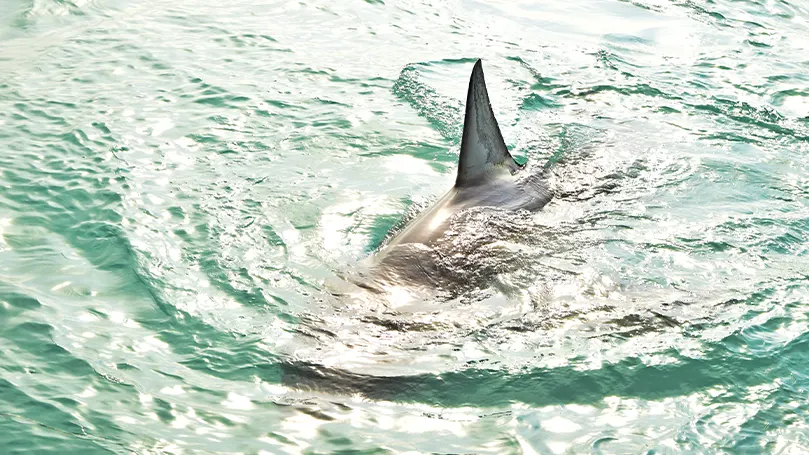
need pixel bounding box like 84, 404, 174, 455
700, 131, 761, 144
559, 83, 679, 101
0, 406, 116, 455
0, 285, 41, 313
179, 344, 279, 380
225, 33, 279, 47
7, 322, 96, 377
676, 237, 739, 254
313, 97, 352, 108
0, 317, 141, 448
424, 57, 481, 66
311, 118, 352, 130
507, 56, 566, 91
753, 230, 808, 255
67, 221, 137, 272
744, 39, 772, 49
678, 1, 730, 25
616, 0, 667, 12
362, 213, 403, 252
592, 49, 641, 79
392, 63, 463, 143
359, 140, 455, 164
178, 76, 230, 98
520, 93, 561, 110
12, 103, 68, 125
688, 97, 809, 141
193, 94, 251, 107
186, 132, 219, 144
771, 88, 809, 107
124, 270, 286, 384
657, 105, 681, 114
294, 66, 331, 77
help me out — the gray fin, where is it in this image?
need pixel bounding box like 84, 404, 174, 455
455, 59, 521, 187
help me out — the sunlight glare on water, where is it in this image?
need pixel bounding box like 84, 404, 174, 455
1, 0, 809, 453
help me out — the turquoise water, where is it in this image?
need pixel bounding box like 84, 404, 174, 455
2, 0, 809, 452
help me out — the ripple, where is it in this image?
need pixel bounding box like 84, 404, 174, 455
2, 0, 809, 452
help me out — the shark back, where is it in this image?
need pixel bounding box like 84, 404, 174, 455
383, 59, 551, 250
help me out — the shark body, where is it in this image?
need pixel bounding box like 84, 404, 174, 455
364, 60, 552, 295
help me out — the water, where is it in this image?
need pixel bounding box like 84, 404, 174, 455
1, 0, 809, 453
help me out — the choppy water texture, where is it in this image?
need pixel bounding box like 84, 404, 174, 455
1, 0, 809, 453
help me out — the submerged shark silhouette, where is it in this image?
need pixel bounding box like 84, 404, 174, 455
363, 59, 553, 298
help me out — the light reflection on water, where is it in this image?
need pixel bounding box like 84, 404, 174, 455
1, 0, 809, 452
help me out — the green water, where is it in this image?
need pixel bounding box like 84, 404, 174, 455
2, 0, 809, 453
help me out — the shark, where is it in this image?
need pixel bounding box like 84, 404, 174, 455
362, 59, 554, 299
279, 60, 557, 389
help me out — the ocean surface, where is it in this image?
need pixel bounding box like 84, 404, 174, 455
1, 0, 809, 453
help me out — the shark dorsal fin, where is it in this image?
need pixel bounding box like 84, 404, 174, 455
455, 60, 521, 187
